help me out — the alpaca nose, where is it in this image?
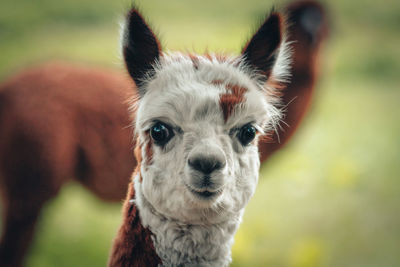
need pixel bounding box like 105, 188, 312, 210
188, 157, 225, 175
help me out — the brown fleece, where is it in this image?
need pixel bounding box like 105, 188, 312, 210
0, 62, 136, 267
108, 178, 161, 267
219, 83, 248, 122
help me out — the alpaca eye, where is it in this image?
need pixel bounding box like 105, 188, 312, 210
237, 124, 257, 146
150, 122, 174, 146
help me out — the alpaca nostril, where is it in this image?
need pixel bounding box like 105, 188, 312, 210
188, 157, 225, 175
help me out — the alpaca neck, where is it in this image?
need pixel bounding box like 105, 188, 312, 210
134, 178, 244, 267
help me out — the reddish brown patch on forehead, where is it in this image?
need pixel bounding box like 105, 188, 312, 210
216, 81, 248, 122
226, 84, 248, 97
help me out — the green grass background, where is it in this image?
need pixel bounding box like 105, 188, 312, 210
1, 0, 400, 266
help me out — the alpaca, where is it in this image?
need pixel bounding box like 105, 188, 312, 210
0, 64, 136, 267
109, 1, 328, 266
0, 1, 328, 266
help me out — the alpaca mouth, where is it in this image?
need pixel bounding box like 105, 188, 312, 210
185, 184, 223, 200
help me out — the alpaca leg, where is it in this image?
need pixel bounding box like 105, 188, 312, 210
0, 168, 61, 267
0, 197, 45, 267
0, 134, 63, 267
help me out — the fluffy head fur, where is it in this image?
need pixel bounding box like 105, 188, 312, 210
116, 6, 291, 266
134, 53, 283, 224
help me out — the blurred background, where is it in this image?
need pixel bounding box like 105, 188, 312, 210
1, 0, 399, 266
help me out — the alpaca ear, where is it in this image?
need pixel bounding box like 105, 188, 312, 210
242, 12, 284, 80
122, 8, 161, 96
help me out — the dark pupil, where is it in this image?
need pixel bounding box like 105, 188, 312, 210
238, 125, 256, 145
150, 123, 168, 143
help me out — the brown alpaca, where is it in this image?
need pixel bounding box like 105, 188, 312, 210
0, 64, 137, 267
0, 1, 328, 266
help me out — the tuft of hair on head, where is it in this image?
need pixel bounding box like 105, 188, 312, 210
121, 5, 162, 97
241, 10, 292, 85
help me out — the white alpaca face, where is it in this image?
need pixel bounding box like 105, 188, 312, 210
123, 9, 289, 225
134, 54, 281, 224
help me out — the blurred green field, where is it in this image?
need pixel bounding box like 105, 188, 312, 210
1, 0, 400, 266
